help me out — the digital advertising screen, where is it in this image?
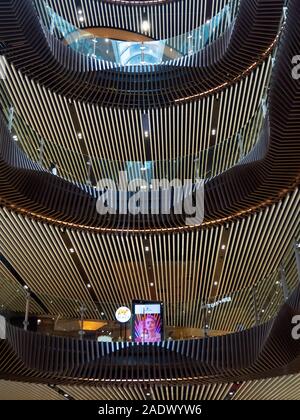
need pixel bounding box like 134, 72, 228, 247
132, 301, 163, 343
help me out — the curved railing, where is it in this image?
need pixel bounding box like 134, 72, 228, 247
1, 244, 298, 338
0, 0, 283, 107
0, 104, 264, 185
1, 281, 300, 385
0, 0, 298, 232
39, 0, 239, 67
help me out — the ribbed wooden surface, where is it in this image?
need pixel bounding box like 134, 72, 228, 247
0, 285, 299, 386
0, 0, 283, 108
61, 373, 300, 399
1, 373, 300, 399
0, 190, 299, 323
0, 0, 298, 231
0, 380, 64, 400
0, 58, 268, 184
34, 0, 231, 40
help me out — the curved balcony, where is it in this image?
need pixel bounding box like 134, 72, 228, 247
0, 0, 299, 232
43, 1, 238, 67
0, 0, 284, 108
1, 280, 300, 386
3, 105, 263, 185
2, 256, 296, 333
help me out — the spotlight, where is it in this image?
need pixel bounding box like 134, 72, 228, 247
141, 21, 150, 32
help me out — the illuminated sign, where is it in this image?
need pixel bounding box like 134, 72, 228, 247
203, 297, 232, 310
115, 306, 131, 323
132, 301, 163, 343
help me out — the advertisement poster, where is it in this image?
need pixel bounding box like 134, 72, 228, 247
132, 301, 163, 343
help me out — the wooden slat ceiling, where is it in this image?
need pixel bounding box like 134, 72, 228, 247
1, 286, 300, 385
1, 373, 300, 400
1, 0, 299, 232
0, 380, 64, 400
1, 0, 298, 233
0, 263, 45, 314
0, 55, 270, 184
35, 0, 231, 40
60, 373, 300, 400
0, 0, 299, 402
0, 0, 284, 108
0, 188, 299, 325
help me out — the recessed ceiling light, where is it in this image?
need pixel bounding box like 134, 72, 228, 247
12, 135, 18, 141
150, 282, 154, 287
69, 248, 75, 253
101, 312, 105, 316
212, 129, 217, 136
144, 131, 149, 138
24, 285, 28, 290
141, 21, 150, 32
214, 281, 218, 286
105, 38, 109, 43
145, 246, 150, 251
77, 132, 83, 139
87, 283, 91, 288
221, 244, 226, 250
79, 16, 84, 23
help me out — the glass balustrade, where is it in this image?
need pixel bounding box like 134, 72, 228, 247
1, 104, 263, 186
36, 0, 240, 67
